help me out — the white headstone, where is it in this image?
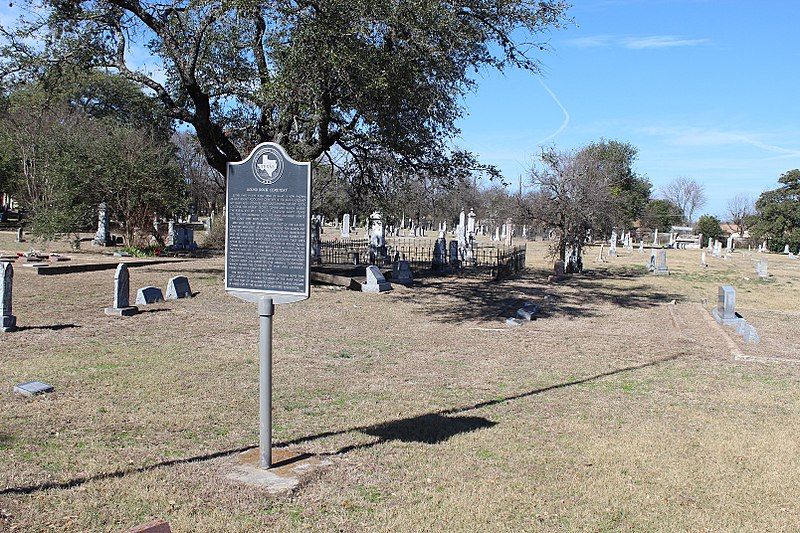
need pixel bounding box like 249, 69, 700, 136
341, 214, 351, 238
362, 265, 392, 293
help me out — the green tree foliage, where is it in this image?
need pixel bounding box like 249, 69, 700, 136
0, 79, 184, 243
0, 0, 571, 191
577, 140, 651, 230
751, 169, 800, 252
695, 215, 724, 247
641, 199, 684, 233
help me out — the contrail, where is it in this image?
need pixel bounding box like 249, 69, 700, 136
536, 78, 570, 146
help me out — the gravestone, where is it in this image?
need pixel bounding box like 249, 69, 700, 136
449, 240, 460, 267
504, 218, 513, 247
166, 275, 192, 300
105, 263, 139, 316
369, 211, 387, 261
597, 244, 606, 262
638, 240, 644, 254
494, 227, 500, 241
652, 228, 658, 245
433, 235, 447, 271
784, 244, 791, 254
715, 285, 737, 323
609, 230, 617, 257
727, 235, 734, 253
136, 286, 164, 305
516, 302, 539, 321
701, 251, 707, 267
1, 261, 17, 332
362, 265, 392, 293
93, 202, 112, 246
392, 260, 414, 286
653, 249, 669, 275
755, 259, 768, 279
310, 216, 322, 264
553, 260, 565, 277
15, 227, 24, 243
169, 222, 197, 251
341, 214, 350, 238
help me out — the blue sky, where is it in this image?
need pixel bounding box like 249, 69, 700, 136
458, 0, 800, 218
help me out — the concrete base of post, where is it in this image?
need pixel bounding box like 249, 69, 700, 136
224, 447, 332, 494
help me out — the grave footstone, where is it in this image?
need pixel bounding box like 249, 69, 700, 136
166, 275, 192, 300
362, 265, 392, 293
136, 286, 164, 305
13, 381, 54, 396
105, 263, 139, 316
1, 261, 17, 332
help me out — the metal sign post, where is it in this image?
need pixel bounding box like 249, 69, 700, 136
258, 297, 275, 468
225, 142, 311, 469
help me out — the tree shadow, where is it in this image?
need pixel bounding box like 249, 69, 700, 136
393, 267, 685, 323
16, 324, 80, 331
0, 354, 677, 496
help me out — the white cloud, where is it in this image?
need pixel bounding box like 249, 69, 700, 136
566, 34, 710, 49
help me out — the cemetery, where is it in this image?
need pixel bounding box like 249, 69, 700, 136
1, 1, 799, 531
2, 217, 800, 530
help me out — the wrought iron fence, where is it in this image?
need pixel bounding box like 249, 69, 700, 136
319, 238, 526, 277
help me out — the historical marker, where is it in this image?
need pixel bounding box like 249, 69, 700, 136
226, 142, 311, 304
225, 142, 311, 470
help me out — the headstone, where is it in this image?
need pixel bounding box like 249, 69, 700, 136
762, 240, 767, 252
649, 250, 669, 275
391, 260, 413, 286
166, 275, 192, 300
553, 260, 565, 277
310, 215, 321, 264
93, 202, 112, 246
135, 286, 164, 305
755, 259, 768, 279
449, 240, 460, 267
1, 261, 17, 332
516, 303, 539, 321
784, 244, 790, 254
597, 244, 606, 262
717, 285, 736, 320
652, 229, 658, 246
727, 235, 734, 252
504, 218, 513, 247
494, 227, 500, 241
609, 230, 617, 257
15, 227, 24, 243
13, 381, 54, 396
432, 235, 448, 271
362, 265, 392, 293
105, 263, 139, 316
638, 240, 644, 254
341, 214, 351, 238
467, 209, 476, 235
701, 251, 707, 267
369, 211, 386, 261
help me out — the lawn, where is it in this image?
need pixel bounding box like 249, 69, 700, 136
2, 233, 800, 531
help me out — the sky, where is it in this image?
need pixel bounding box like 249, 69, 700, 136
457, 0, 800, 218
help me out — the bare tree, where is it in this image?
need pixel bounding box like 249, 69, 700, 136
173, 132, 224, 215
726, 194, 755, 236
661, 177, 706, 225
526, 147, 616, 260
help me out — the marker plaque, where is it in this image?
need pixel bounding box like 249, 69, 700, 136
225, 143, 311, 304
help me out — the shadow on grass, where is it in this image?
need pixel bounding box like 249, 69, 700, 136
0, 354, 678, 496
395, 266, 684, 323
15, 324, 80, 331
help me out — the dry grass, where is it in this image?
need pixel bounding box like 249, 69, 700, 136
2, 230, 800, 532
